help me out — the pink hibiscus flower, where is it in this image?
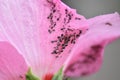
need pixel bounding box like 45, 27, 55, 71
0, 0, 120, 80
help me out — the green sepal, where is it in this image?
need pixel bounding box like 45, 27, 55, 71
52, 67, 72, 80
52, 67, 64, 80
26, 68, 39, 80
52, 67, 70, 80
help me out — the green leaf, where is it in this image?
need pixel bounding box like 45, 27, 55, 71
26, 68, 39, 80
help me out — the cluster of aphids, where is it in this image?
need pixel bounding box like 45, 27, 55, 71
47, 2, 61, 33
51, 29, 82, 57
47, 0, 76, 34
46, 0, 82, 57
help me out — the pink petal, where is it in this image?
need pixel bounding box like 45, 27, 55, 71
0, 42, 28, 80
0, 32, 7, 41
63, 12, 120, 77
0, 0, 88, 77
40, 0, 88, 77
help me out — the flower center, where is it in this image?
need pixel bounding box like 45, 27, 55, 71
43, 73, 53, 80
